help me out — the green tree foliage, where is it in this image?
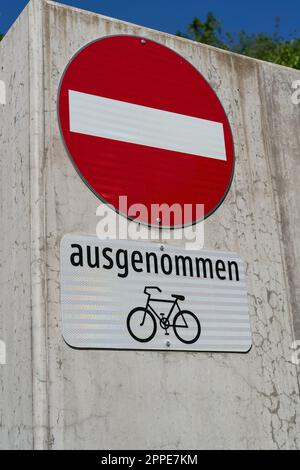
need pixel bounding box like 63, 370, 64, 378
0, 34, 3, 41
177, 13, 300, 70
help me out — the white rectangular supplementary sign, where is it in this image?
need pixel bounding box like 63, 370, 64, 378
69, 90, 226, 160
60, 235, 251, 352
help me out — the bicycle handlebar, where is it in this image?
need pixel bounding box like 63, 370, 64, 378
144, 286, 162, 294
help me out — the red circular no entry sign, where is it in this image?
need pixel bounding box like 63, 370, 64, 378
58, 35, 234, 228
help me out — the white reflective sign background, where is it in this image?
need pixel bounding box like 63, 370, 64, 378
60, 235, 252, 352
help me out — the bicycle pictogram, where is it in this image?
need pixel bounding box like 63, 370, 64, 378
126, 286, 201, 344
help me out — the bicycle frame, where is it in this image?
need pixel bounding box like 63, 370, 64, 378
142, 294, 182, 327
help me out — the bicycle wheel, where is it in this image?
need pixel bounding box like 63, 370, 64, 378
173, 310, 201, 344
127, 307, 157, 343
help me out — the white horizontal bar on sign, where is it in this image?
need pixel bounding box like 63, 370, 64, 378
69, 90, 226, 160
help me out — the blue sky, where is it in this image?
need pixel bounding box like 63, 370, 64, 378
1, 0, 299, 38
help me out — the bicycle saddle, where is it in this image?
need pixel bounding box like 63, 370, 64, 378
171, 294, 185, 301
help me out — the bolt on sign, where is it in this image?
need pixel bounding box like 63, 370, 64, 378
61, 235, 251, 352
58, 35, 234, 228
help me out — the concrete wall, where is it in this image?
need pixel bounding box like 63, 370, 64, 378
1, 0, 300, 449
0, 6, 33, 449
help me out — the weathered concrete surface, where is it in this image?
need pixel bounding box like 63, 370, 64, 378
0, 6, 33, 449
261, 64, 300, 340
1, 0, 300, 449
